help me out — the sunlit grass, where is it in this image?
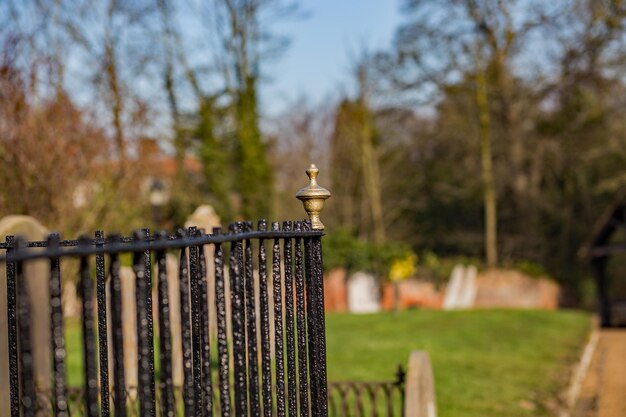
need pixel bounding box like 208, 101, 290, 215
325, 309, 591, 417
65, 309, 591, 417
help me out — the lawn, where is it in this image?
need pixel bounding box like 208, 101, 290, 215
65, 309, 591, 417
325, 309, 591, 417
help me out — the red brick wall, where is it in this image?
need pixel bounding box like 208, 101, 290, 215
381, 280, 443, 310
324, 268, 348, 312
473, 269, 560, 309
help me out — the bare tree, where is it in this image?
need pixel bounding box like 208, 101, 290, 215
270, 96, 332, 220
0, 42, 109, 231
378, 0, 557, 266
56, 0, 157, 166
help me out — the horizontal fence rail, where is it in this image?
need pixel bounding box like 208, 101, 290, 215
2, 220, 329, 417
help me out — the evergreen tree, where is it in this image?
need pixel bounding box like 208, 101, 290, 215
235, 75, 273, 220
197, 98, 233, 220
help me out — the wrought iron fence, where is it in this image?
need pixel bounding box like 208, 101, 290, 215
1, 166, 425, 417
1, 220, 328, 417
327, 367, 406, 417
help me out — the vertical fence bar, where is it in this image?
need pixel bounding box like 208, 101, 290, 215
178, 230, 194, 417
354, 384, 364, 417
303, 222, 317, 415
79, 237, 99, 417
5, 235, 19, 417
197, 230, 213, 417
395, 368, 407, 417
95, 230, 110, 417
213, 227, 231, 417
49, 233, 69, 417
305, 222, 329, 417
368, 386, 377, 417
328, 387, 337, 417
134, 229, 156, 417
304, 222, 316, 415
187, 226, 203, 417
272, 221, 286, 417
229, 222, 248, 417
294, 221, 310, 417
244, 221, 261, 417
144, 229, 157, 416
155, 231, 175, 417
283, 221, 298, 417
258, 220, 273, 417
108, 235, 126, 417
383, 385, 393, 417
16, 238, 36, 417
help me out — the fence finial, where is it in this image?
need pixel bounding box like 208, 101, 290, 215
296, 164, 331, 230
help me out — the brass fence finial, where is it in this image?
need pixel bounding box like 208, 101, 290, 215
296, 164, 331, 230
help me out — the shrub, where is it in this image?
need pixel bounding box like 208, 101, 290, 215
322, 229, 414, 279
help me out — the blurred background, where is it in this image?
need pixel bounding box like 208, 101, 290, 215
1, 0, 625, 308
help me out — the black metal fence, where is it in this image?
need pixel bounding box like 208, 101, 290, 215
327, 367, 405, 417
1, 219, 328, 417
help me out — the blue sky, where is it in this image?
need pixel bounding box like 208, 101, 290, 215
261, 0, 403, 116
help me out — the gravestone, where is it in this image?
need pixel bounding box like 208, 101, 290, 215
120, 266, 138, 393
0, 215, 51, 416
458, 265, 477, 308
185, 204, 221, 341
442, 265, 465, 310
443, 265, 477, 310
165, 254, 183, 386
347, 272, 380, 313
185, 205, 221, 233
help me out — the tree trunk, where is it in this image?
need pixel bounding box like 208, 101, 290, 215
357, 65, 385, 245
104, 41, 126, 167
158, 0, 185, 186
360, 109, 386, 245
476, 65, 498, 267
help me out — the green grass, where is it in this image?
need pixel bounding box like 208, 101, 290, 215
65, 309, 591, 417
325, 309, 591, 417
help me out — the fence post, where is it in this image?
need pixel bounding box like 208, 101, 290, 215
297, 164, 331, 417
404, 351, 437, 417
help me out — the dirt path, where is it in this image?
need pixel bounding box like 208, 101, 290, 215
572, 329, 626, 417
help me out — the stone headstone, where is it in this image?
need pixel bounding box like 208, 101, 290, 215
347, 271, 380, 313
120, 266, 138, 393
165, 254, 183, 387
63, 279, 79, 317
442, 265, 465, 310
185, 205, 221, 341
443, 265, 478, 310
0, 215, 51, 416
458, 265, 477, 308
184, 205, 221, 233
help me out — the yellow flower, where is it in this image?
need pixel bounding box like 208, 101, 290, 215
389, 253, 417, 282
